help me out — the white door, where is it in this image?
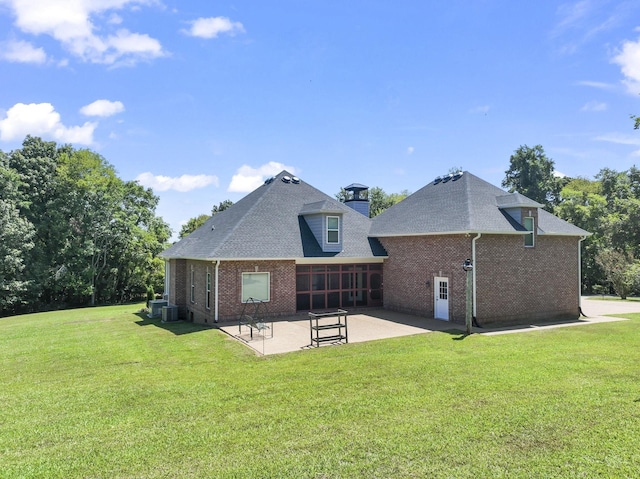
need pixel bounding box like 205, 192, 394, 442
434, 277, 449, 320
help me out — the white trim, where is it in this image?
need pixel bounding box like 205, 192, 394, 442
164, 260, 170, 300
160, 256, 387, 262
326, 215, 340, 244
296, 257, 386, 264
368, 230, 587, 238
579, 236, 586, 313
214, 260, 220, 322
241, 271, 271, 302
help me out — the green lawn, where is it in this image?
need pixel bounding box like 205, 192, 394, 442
1, 305, 639, 478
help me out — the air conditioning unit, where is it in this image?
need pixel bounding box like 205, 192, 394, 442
162, 305, 179, 322
148, 299, 168, 318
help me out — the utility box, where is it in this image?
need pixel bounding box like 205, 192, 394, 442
162, 305, 179, 322
148, 299, 168, 318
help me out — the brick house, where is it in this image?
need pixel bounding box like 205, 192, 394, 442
160, 170, 589, 327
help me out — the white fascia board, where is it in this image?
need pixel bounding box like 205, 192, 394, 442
295, 257, 386, 264
160, 256, 387, 263
369, 230, 527, 238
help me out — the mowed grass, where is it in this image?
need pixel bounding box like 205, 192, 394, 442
1, 305, 639, 478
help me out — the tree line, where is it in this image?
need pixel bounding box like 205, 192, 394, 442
503, 144, 640, 299
4, 134, 640, 316
0, 136, 171, 316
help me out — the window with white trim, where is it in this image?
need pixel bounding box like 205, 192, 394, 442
524, 216, 535, 247
327, 216, 339, 244
242, 272, 270, 302
206, 271, 211, 309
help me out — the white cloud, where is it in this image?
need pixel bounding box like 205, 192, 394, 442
1, 0, 165, 65
576, 80, 616, 90
580, 101, 607, 111
228, 162, 297, 193
612, 36, 640, 94
406, 147, 414, 155
135, 172, 219, 192
184, 16, 245, 39
80, 99, 125, 117
595, 133, 640, 146
0, 102, 96, 144
0, 39, 47, 63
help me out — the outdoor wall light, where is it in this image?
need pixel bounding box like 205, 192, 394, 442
462, 259, 473, 271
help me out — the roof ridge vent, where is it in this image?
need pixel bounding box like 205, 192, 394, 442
282, 175, 292, 183
264, 176, 275, 185
291, 176, 300, 184
442, 174, 453, 183
452, 171, 463, 181
433, 176, 442, 185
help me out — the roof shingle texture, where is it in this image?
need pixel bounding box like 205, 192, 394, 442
161, 171, 387, 260
370, 172, 590, 237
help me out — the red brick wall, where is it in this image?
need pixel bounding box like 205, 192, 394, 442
216, 260, 297, 322
475, 234, 580, 325
379, 235, 471, 322
169, 259, 297, 324
168, 259, 187, 319
379, 234, 581, 326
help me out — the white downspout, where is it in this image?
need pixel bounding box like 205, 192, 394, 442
214, 260, 220, 322
579, 236, 586, 316
472, 233, 482, 318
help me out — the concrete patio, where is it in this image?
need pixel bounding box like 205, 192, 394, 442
218, 296, 640, 355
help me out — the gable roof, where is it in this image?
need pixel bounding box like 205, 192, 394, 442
370, 171, 590, 237
161, 171, 387, 261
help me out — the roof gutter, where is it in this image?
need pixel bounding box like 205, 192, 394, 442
472, 233, 482, 318
579, 236, 586, 316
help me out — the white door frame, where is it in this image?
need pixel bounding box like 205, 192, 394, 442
434, 276, 449, 321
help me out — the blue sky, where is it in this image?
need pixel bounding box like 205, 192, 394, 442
1, 1, 639, 238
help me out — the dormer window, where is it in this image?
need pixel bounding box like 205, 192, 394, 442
327, 216, 340, 244
524, 216, 535, 247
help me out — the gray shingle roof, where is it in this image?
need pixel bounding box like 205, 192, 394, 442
370, 171, 590, 237
161, 171, 387, 260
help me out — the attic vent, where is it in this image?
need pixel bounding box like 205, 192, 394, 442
433, 176, 442, 185
452, 171, 463, 181
282, 175, 292, 183
442, 174, 453, 183
291, 176, 300, 184
264, 176, 275, 185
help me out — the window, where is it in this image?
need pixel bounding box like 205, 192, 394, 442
327, 216, 339, 244
206, 271, 211, 309
524, 216, 535, 247
190, 267, 195, 302
242, 272, 270, 302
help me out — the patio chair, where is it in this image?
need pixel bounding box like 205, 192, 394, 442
238, 298, 273, 339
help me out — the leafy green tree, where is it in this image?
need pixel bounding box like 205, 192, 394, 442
336, 187, 410, 217
595, 167, 640, 259
502, 145, 563, 210
1, 137, 171, 313
179, 214, 210, 239
0, 152, 35, 313
212, 199, 233, 215
554, 177, 607, 292
595, 249, 640, 300
179, 200, 234, 239
7, 136, 68, 306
